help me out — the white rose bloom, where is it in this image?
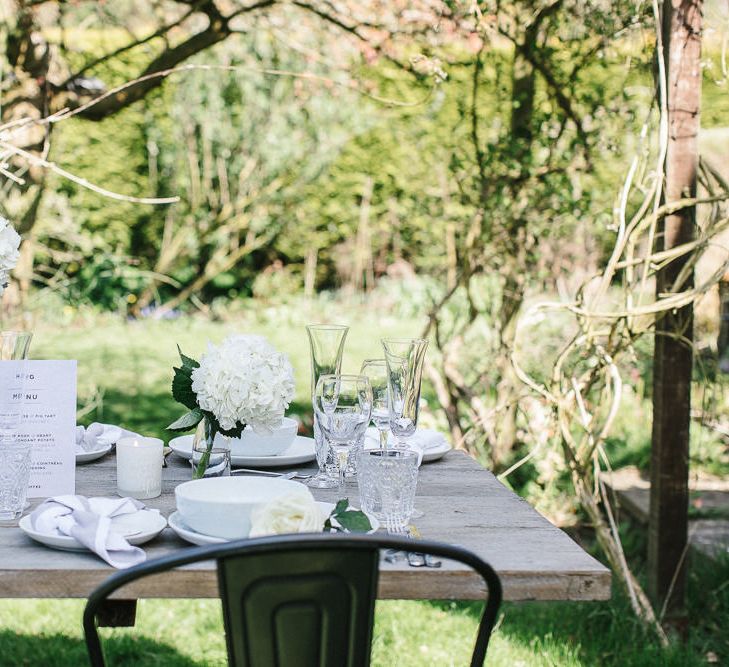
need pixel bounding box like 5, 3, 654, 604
249, 491, 324, 537
191, 334, 295, 433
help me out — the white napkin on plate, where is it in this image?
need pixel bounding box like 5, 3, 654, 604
365, 427, 447, 452
75, 422, 139, 454
29, 495, 151, 569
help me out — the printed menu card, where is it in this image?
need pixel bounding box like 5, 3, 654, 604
0, 360, 77, 497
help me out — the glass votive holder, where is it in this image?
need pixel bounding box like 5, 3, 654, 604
191, 446, 231, 479
116, 436, 163, 499
356, 448, 419, 530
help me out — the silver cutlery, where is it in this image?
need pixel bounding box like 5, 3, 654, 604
409, 525, 442, 568
406, 550, 427, 568
384, 522, 442, 568
231, 468, 312, 481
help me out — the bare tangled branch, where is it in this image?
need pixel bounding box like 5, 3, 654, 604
510, 1, 729, 644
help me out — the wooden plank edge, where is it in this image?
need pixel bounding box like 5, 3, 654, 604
0, 567, 612, 602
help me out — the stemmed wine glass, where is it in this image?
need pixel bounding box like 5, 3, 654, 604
313, 374, 372, 498
360, 359, 390, 450
306, 324, 348, 489
382, 338, 429, 450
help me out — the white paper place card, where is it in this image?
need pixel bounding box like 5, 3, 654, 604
0, 360, 77, 498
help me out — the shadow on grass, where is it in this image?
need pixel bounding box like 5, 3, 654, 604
427, 520, 728, 665
0, 630, 208, 667
428, 566, 727, 667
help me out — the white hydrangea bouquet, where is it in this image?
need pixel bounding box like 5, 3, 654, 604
168, 334, 296, 478
0, 217, 22, 296
167, 334, 371, 530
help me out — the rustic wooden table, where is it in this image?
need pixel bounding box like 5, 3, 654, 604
0, 449, 610, 605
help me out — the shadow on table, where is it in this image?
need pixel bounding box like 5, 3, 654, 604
0, 630, 208, 667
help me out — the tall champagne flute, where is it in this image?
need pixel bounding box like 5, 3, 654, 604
382, 338, 429, 449
383, 338, 428, 518
360, 359, 390, 450
306, 324, 348, 489
314, 374, 372, 498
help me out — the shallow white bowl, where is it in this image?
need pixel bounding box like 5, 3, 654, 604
227, 417, 298, 457
175, 476, 306, 539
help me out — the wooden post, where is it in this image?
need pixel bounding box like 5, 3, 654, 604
648, 0, 702, 622
717, 277, 729, 372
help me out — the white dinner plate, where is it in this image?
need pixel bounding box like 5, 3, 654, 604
76, 443, 113, 465
168, 503, 380, 546
168, 434, 316, 468
18, 510, 167, 552
167, 511, 226, 545
420, 440, 452, 463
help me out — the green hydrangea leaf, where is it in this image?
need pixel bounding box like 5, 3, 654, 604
177, 345, 200, 369
334, 498, 350, 514
212, 410, 246, 438
327, 498, 372, 533
167, 407, 204, 432
172, 365, 198, 410
334, 509, 372, 533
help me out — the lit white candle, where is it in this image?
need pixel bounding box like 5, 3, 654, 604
116, 436, 163, 499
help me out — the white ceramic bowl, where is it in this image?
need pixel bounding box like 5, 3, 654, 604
228, 417, 298, 457
175, 476, 307, 539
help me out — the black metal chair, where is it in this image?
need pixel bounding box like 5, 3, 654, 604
84, 533, 502, 667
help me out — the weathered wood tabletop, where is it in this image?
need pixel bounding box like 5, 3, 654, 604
0, 449, 610, 602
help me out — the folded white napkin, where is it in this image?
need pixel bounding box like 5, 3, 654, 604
75, 422, 139, 454
365, 427, 447, 452
30, 495, 151, 569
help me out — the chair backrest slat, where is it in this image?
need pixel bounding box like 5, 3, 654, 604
219, 547, 379, 667
83, 534, 502, 667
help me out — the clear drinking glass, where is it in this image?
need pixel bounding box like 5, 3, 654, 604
357, 448, 419, 531
0, 358, 30, 523
0, 440, 32, 522
360, 359, 390, 450
313, 374, 372, 498
191, 446, 231, 478
306, 324, 348, 489
382, 338, 429, 449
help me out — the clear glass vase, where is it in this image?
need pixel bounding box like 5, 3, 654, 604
306, 324, 348, 489
191, 418, 230, 479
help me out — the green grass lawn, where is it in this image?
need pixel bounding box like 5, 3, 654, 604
0, 588, 724, 666
0, 304, 726, 665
